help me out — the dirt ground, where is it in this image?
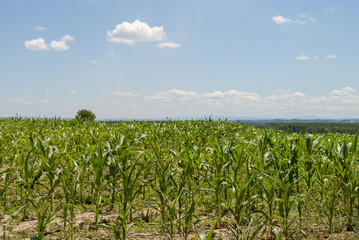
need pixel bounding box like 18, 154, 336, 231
2, 210, 359, 239
1, 211, 233, 239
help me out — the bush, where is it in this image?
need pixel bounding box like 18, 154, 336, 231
75, 109, 96, 121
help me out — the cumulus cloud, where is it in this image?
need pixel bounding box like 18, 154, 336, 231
60, 34, 75, 42
158, 42, 181, 48
169, 89, 197, 97
24, 38, 49, 50
69, 90, 77, 94
146, 89, 198, 101
50, 41, 70, 51
268, 92, 307, 100
272, 15, 292, 24
223, 90, 261, 101
50, 34, 75, 51
326, 54, 336, 59
91, 60, 98, 64
330, 87, 356, 96
25, 34, 74, 51
7, 87, 359, 119
45, 89, 51, 93
144, 87, 359, 117
114, 91, 139, 97
329, 87, 359, 104
203, 91, 225, 98
107, 20, 166, 45
293, 92, 307, 98
146, 89, 261, 103
33, 26, 46, 31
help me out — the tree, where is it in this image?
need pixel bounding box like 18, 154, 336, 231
75, 109, 96, 121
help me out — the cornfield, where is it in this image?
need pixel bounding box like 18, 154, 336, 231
1, 117, 359, 239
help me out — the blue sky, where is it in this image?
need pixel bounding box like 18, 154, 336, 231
1, 0, 359, 119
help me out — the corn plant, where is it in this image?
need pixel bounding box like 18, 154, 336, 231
15, 151, 43, 220
27, 195, 63, 240
59, 157, 84, 239
1, 205, 25, 239
2, 118, 359, 239
101, 135, 150, 240
148, 141, 179, 239
89, 143, 109, 226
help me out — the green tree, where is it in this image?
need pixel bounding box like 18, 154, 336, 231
75, 109, 96, 121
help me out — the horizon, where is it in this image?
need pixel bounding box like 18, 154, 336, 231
3, 115, 359, 123
1, 0, 359, 119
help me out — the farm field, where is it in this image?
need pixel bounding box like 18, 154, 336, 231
1, 118, 359, 239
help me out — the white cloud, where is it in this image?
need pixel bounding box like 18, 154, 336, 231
168, 89, 197, 97
6, 87, 359, 119
60, 34, 75, 42
273, 14, 314, 25
25, 35, 74, 51
203, 91, 225, 98
146, 89, 261, 103
223, 90, 260, 101
109, 51, 115, 55
146, 89, 198, 101
328, 87, 359, 104
293, 92, 307, 98
330, 87, 356, 96
50, 34, 75, 51
107, 20, 166, 45
91, 60, 98, 64
299, 14, 318, 23
24, 38, 49, 50
9, 98, 32, 105
272, 15, 293, 24
158, 42, 181, 48
293, 54, 336, 60
50, 41, 70, 51
296, 55, 310, 60
41, 99, 52, 104
33, 26, 46, 31
326, 54, 336, 59
272, 15, 304, 24
45, 89, 51, 93
69, 90, 77, 94
8, 98, 52, 105
114, 91, 139, 97
268, 92, 307, 100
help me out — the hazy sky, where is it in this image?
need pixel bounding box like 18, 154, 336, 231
1, 0, 359, 119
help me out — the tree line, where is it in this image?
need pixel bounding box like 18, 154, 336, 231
253, 122, 359, 134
